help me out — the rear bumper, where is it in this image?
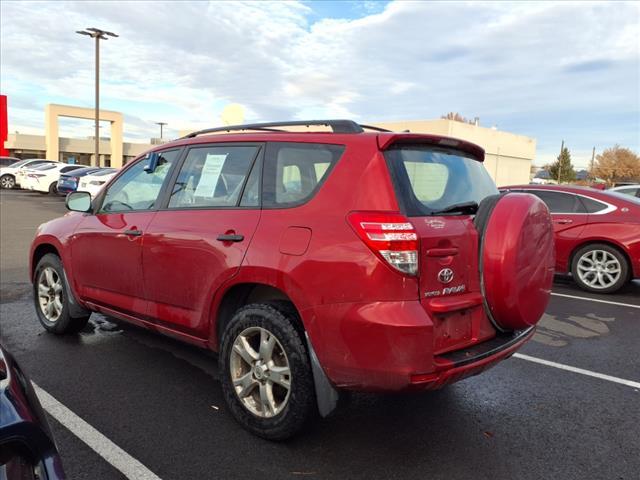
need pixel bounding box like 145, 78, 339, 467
412, 327, 535, 390
302, 300, 535, 392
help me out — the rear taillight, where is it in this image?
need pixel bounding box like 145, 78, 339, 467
347, 211, 419, 275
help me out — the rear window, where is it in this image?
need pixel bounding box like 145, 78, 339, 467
385, 145, 498, 216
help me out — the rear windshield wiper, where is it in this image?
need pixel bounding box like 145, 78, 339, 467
432, 201, 479, 215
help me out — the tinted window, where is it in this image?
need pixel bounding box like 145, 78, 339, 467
385, 145, 498, 216
0, 158, 20, 167
60, 166, 83, 173
240, 156, 262, 207
169, 145, 258, 208
263, 142, 344, 207
579, 195, 608, 213
526, 190, 585, 213
101, 150, 180, 212
5, 159, 29, 168
27, 161, 52, 168
616, 187, 639, 197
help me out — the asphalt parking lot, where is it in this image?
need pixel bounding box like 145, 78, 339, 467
1, 188, 638, 480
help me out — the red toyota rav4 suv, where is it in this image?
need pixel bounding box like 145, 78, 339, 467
30, 120, 555, 439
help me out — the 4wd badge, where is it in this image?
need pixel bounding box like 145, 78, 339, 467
437, 268, 454, 284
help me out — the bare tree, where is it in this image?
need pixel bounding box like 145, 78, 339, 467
441, 112, 477, 125
591, 145, 640, 186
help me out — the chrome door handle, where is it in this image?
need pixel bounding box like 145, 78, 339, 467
124, 229, 143, 236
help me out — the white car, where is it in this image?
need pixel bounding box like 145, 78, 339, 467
0, 159, 56, 189
21, 163, 86, 194
77, 168, 118, 198
609, 184, 640, 198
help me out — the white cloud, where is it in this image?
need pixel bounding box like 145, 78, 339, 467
1, 0, 638, 161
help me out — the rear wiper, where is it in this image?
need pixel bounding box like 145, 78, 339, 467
432, 201, 479, 215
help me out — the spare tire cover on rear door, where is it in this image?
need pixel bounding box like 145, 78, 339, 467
478, 193, 555, 331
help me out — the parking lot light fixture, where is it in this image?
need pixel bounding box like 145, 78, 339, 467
76, 28, 118, 167
156, 122, 168, 140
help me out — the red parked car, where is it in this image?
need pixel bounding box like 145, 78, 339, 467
30, 120, 554, 439
502, 184, 640, 293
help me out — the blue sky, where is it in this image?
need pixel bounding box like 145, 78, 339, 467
1, 0, 638, 168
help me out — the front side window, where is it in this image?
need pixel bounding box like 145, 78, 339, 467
526, 190, 585, 214
385, 145, 498, 216
168, 145, 259, 208
100, 150, 180, 213
263, 142, 345, 207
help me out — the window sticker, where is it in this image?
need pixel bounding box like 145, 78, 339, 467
194, 154, 227, 197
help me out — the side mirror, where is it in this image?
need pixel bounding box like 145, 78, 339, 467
143, 152, 160, 173
66, 191, 92, 213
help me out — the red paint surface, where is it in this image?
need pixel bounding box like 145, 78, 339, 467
482, 193, 555, 330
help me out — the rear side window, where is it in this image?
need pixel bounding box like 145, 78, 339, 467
385, 145, 498, 216
579, 195, 609, 213
263, 142, 345, 207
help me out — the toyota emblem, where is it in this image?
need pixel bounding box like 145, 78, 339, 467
438, 268, 454, 284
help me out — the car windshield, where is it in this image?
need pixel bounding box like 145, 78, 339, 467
8, 159, 31, 168
32, 164, 57, 171
93, 168, 117, 176
384, 144, 498, 216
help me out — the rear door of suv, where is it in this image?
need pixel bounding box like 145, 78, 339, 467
141, 143, 263, 337
384, 143, 499, 354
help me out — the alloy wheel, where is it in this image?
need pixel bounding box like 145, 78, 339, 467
0, 176, 15, 189
37, 267, 64, 322
229, 326, 292, 418
576, 249, 622, 290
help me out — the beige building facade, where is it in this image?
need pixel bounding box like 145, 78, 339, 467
5, 132, 150, 168
373, 120, 536, 186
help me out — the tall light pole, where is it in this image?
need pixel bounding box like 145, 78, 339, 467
155, 122, 167, 140
76, 27, 118, 167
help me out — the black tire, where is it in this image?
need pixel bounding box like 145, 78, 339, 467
571, 243, 629, 294
219, 303, 316, 440
48, 182, 58, 195
33, 253, 90, 334
0, 174, 15, 189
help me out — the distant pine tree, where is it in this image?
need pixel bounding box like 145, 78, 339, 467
548, 147, 576, 183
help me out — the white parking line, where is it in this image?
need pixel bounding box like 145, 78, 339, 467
33, 383, 162, 480
513, 353, 640, 389
551, 292, 640, 309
